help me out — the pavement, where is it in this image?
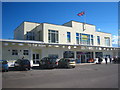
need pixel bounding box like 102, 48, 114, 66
2, 64, 118, 88
76, 63, 96, 65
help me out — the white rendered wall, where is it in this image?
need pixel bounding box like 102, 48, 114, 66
14, 23, 24, 40
14, 21, 112, 47
43, 21, 112, 47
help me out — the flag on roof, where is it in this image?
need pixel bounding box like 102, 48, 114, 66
77, 12, 85, 16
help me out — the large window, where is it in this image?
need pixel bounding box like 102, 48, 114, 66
76, 33, 94, 45
80, 33, 90, 45
67, 32, 71, 43
48, 30, 58, 43
95, 52, 103, 58
12, 50, 18, 55
26, 32, 35, 40
105, 37, 110, 46
63, 51, 74, 58
97, 36, 100, 45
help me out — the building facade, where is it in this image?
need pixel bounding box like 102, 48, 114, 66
1, 21, 119, 67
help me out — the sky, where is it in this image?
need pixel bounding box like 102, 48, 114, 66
2, 2, 118, 46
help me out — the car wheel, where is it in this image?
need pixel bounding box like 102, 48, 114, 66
25, 68, 29, 71
66, 66, 70, 69
28, 68, 31, 70
72, 66, 75, 68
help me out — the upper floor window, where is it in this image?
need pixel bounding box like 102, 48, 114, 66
67, 32, 71, 43
26, 32, 35, 40
91, 35, 94, 45
12, 50, 18, 55
105, 37, 110, 46
76, 33, 93, 45
48, 30, 58, 43
76, 33, 79, 44
23, 50, 29, 55
97, 36, 100, 45
81, 34, 90, 45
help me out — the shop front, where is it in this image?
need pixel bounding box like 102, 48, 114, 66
76, 52, 93, 63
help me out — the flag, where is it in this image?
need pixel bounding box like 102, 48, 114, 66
77, 12, 85, 16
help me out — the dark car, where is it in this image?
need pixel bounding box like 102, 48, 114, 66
58, 58, 76, 68
40, 57, 58, 69
14, 59, 31, 71
0, 60, 9, 72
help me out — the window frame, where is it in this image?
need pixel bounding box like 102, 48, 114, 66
48, 30, 59, 43
97, 36, 100, 45
23, 50, 29, 55
67, 32, 71, 43
105, 37, 110, 46
12, 50, 18, 55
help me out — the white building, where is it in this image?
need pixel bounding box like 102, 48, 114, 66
1, 20, 119, 67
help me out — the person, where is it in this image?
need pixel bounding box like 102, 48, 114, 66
105, 57, 108, 64
98, 57, 102, 64
109, 57, 112, 64
113, 57, 116, 64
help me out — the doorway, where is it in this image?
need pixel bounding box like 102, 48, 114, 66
33, 53, 40, 64
81, 54, 86, 63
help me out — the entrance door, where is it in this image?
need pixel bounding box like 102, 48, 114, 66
81, 54, 86, 63
33, 54, 40, 64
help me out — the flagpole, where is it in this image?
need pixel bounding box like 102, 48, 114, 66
77, 11, 86, 31
83, 11, 86, 31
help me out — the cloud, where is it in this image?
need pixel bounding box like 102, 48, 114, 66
112, 35, 118, 45
97, 28, 101, 31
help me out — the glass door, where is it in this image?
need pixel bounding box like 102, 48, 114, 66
33, 54, 39, 64
81, 54, 86, 63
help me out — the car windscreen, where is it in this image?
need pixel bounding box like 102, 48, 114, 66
70, 60, 75, 62
49, 58, 56, 62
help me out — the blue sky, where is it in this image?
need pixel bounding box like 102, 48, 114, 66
2, 2, 118, 46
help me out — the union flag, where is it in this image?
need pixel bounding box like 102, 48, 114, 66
77, 12, 85, 16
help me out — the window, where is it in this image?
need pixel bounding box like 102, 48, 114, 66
32, 32, 35, 40
63, 51, 74, 58
76, 33, 79, 44
97, 36, 100, 45
77, 33, 93, 45
48, 54, 58, 58
12, 50, 18, 55
26, 32, 35, 40
80, 33, 82, 44
23, 50, 29, 55
81, 34, 90, 45
67, 32, 71, 43
48, 30, 58, 43
95, 52, 103, 58
91, 35, 94, 45
105, 37, 110, 46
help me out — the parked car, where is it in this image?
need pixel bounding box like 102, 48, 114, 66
58, 58, 76, 68
40, 57, 58, 69
113, 57, 120, 64
0, 60, 9, 72
14, 59, 31, 71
